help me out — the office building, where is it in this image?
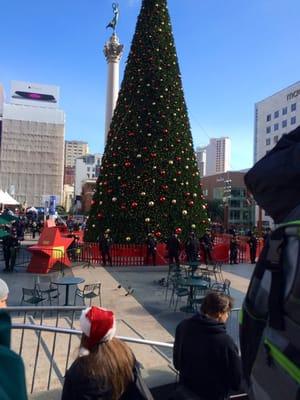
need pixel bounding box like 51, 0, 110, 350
201, 171, 254, 229
195, 146, 206, 177
254, 81, 300, 227
205, 137, 231, 176
75, 153, 102, 196
65, 140, 89, 168
254, 81, 300, 162
0, 81, 65, 206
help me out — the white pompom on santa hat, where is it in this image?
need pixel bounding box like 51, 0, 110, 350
80, 306, 116, 350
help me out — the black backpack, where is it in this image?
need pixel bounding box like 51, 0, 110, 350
240, 220, 300, 399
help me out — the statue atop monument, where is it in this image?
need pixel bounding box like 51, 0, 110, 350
106, 3, 119, 34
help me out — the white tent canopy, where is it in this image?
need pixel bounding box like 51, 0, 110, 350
0, 190, 19, 205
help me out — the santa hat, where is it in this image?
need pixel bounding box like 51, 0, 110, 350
80, 306, 116, 350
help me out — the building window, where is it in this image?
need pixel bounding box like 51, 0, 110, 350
203, 189, 208, 196
291, 103, 297, 112
282, 120, 287, 128
291, 116, 297, 125
266, 126, 271, 134
282, 107, 287, 115
230, 210, 240, 220
274, 110, 279, 118
230, 200, 240, 208
266, 138, 271, 145
274, 123, 279, 131
274, 135, 278, 144
266, 114, 271, 122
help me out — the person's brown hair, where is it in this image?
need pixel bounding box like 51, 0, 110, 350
200, 292, 233, 317
79, 336, 135, 400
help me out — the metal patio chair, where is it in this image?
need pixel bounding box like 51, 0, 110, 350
211, 279, 231, 296
74, 283, 102, 306
34, 276, 60, 306
20, 288, 46, 306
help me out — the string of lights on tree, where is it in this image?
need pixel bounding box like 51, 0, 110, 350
86, 0, 208, 243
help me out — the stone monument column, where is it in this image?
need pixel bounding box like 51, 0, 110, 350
103, 33, 123, 144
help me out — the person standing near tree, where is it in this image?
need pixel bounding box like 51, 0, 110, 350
145, 233, 157, 266
98, 232, 113, 267
200, 230, 213, 265
229, 234, 239, 265
248, 232, 257, 264
185, 232, 200, 262
166, 233, 181, 267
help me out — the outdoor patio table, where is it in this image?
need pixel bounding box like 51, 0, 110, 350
178, 277, 209, 313
52, 276, 85, 306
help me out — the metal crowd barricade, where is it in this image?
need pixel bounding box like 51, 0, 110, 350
7, 306, 246, 398
67, 243, 147, 267
7, 306, 173, 393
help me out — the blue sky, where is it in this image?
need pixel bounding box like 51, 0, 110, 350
1, 0, 299, 170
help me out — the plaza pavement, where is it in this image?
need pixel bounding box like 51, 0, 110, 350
0, 258, 254, 399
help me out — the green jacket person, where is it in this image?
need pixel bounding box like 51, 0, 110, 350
0, 310, 28, 399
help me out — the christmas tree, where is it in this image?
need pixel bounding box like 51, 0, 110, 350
86, 0, 208, 243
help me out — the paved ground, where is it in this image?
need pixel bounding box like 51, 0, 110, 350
0, 257, 254, 399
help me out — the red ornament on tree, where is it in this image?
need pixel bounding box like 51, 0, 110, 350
160, 170, 166, 176
175, 227, 182, 234
124, 161, 131, 168
131, 201, 138, 208
155, 231, 162, 238
188, 200, 194, 207
159, 196, 166, 202
150, 152, 157, 158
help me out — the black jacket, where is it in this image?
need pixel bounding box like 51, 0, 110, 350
173, 313, 242, 400
166, 235, 180, 255
244, 125, 300, 223
62, 357, 153, 400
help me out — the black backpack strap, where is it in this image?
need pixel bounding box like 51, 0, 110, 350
265, 229, 285, 330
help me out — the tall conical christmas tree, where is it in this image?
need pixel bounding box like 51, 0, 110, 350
86, 0, 208, 243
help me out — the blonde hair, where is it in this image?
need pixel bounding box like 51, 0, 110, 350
79, 336, 135, 400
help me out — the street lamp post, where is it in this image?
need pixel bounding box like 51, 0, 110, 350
223, 179, 232, 231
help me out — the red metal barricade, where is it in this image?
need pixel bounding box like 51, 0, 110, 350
67, 235, 264, 267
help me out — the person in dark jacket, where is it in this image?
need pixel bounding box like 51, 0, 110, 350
0, 309, 28, 399
229, 235, 239, 264
185, 232, 200, 262
62, 306, 153, 400
248, 233, 257, 264
98, 232, 113, 267
166, 233, 181, 267
145, 233, 157, 266
2, 233, 19, 272
200, 231, 213, 265
173, 292, 242, 400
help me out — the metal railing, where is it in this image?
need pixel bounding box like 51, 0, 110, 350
7, 306, 174, 393
6, 306, 243, 396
